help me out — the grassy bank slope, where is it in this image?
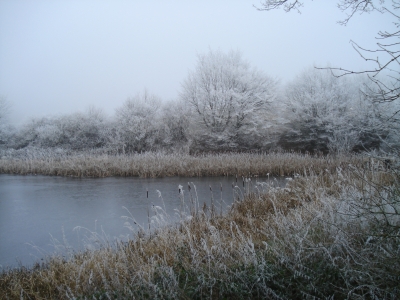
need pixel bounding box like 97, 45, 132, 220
0, 152, 366, 178
1, 165, 399, 299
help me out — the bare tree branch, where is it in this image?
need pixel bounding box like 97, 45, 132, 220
256, 0, 303, 12
258, 0, 400, 103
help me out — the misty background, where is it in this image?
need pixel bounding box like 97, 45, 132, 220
0, 0, 390, 124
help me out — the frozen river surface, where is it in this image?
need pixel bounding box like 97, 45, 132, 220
0, 174, 283, 268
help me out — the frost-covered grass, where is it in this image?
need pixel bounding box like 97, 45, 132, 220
0, 149, 366, 178
1, 163, 399, 299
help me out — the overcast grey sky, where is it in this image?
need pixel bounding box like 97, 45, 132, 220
0, 0, 391, 124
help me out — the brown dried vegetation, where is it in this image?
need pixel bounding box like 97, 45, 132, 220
0, 152, 366, 178
0, 154, 399, 299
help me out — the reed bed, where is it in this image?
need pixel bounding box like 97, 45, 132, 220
0, 151, 367, 178
1, 164, 399, 299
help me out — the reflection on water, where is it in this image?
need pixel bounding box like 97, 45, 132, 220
0, 174, 285, 268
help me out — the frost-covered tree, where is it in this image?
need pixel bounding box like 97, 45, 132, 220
278, 68, 386, 153
382, 101, 400, 150
360, 93, 400, 152
159, 99, 191, 151
10, 117, 50, 149
33, 119, 63, 148
259, 1, 400, 154
58, 107, 109, 150
181, 49, 278, 151
10, 107, 110, 151
114, 90, 162, 153
0, 96, 13, 149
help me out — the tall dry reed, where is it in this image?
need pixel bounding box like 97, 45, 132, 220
0, 151, 367, 178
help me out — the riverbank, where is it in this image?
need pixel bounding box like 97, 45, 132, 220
1, 163, 398, 299
0, 152, 367, 178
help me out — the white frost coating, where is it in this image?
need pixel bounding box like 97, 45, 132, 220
180, 49, 278, 151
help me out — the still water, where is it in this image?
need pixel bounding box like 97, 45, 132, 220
0, 174, 283, 268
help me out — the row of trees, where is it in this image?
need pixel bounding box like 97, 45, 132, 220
258, 0, 400, 154
1, 50, 398, 155
278, 68, 399, 153
1, 94, 190, 154
1, 1, 398, 155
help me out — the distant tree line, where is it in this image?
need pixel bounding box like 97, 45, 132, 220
1, 50, 399, 156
